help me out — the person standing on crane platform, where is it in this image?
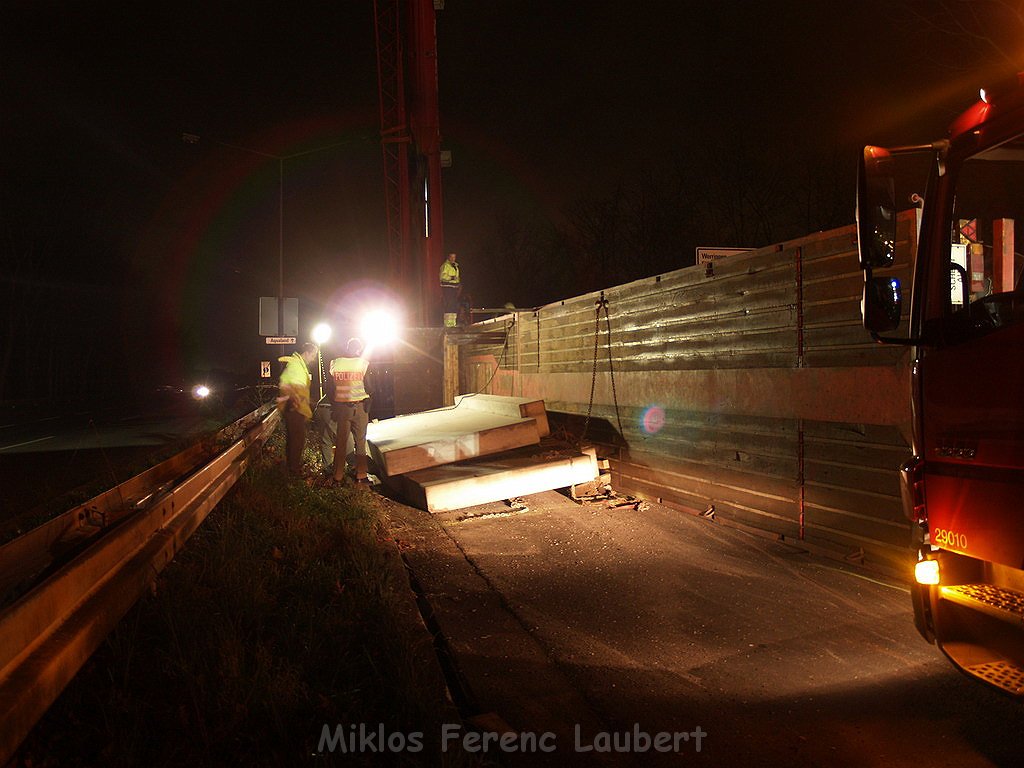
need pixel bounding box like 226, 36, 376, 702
440, 251, 461, 327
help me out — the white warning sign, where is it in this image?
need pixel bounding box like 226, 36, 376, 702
695, 247, 752, 266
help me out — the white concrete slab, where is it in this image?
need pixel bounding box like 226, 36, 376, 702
453, 394, 550, 437
366, 408, 541, 477
394, 444, 598, 513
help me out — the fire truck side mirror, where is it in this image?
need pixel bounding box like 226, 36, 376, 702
862, 275, 903, 332
857, 146, 897, 269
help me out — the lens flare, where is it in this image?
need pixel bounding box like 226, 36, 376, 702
641, 406, 666, 435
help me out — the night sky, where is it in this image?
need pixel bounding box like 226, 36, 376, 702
2, 0, 1019, 397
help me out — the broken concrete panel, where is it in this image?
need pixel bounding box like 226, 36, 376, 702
366, 409, 541, 477
394, 444, 599, 512
453, 394, 551, 437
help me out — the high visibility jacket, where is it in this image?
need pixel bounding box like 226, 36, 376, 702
329, 356, 369, 402
278, 353, 313, 419
440, 260, 460, 287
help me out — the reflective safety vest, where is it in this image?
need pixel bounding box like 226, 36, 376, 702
440, 260, 460, 287
277, 353, 313, 419
329, 356, 369, 402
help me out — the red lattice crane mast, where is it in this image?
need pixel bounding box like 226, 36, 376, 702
373, 0, 445, 326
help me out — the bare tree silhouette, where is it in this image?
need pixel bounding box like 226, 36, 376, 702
897, 1, 1024, 71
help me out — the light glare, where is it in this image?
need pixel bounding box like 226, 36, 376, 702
915, 559, 940, 585
360, 309, 400, 347
311, 322, 332, 345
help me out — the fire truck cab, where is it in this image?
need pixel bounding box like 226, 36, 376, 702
858, 74, 1024, 696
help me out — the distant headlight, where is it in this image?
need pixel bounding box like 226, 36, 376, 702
192, 384, 211, 400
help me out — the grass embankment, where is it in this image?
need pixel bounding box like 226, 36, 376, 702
17, 430, 475, 767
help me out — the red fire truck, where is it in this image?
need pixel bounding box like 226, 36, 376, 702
858, 74, 1024, 696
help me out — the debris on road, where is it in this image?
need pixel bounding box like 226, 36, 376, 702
367, 396, 599, 513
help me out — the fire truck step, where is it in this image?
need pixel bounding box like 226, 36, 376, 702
964, 659, 1024, 696
941, 583, 1024, 623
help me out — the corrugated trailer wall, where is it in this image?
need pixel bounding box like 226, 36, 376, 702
462, 213, 917, 575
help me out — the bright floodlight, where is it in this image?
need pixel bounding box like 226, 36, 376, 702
311, 322, 332, 346
359, 308, 400, 347
192, 384, 211, 400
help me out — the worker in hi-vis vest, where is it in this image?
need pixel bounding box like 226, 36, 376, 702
329, 337, 370, 484
439, 251, 460, 328
277, 342, 318, 476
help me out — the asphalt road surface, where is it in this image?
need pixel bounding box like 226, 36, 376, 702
0, 393, 259, 526
386, 490, 1022, 767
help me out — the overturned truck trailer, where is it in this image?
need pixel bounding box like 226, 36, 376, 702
460, 214, 918, 577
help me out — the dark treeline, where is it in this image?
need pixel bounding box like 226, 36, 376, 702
473, 141, 854, 310
1, 142, 855, 402
1, 191, 125, 404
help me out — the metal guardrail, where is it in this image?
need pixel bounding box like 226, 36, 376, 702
0, 404, 280, 763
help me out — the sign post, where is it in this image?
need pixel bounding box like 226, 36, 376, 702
260, 298, 298, 386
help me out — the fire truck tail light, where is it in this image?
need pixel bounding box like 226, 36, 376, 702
915, 559, 940, 585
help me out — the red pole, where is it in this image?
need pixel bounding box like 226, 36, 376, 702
372, 0, 413, 300
409, 0, 444, 326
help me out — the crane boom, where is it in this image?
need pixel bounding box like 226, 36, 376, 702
372, 0, 445, 326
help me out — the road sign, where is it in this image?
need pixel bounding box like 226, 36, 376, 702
260, 361, 271, 378
259, 296, 299, 336
265, 337, 296, 344
695, 246, 752, 266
